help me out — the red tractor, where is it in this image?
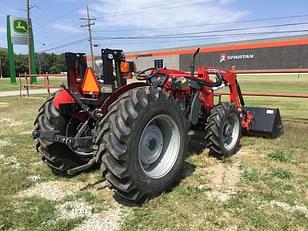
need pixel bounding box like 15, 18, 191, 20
33, 48, 283, 202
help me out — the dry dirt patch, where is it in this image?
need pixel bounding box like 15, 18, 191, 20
17, 181, 87, 201
0, 118, 25, 127
71, 206, 123, 231
269, 201, 308, 218
19, 130, 33, 135
200, 147, 255, 202
204, 162, 241, 202
16, 179, 127, 231
206, 162, 241, 192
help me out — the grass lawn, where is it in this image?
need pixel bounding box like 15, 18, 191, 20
0, 76, 307, 230
237, 73, 308, 93
0, 77, 67, 92
0, 73, 307, 94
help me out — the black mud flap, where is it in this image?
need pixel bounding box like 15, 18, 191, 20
244, 107, 284, 138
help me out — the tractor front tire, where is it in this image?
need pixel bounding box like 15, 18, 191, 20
205, 102, 241, 157
34, 93, 91, 176
96, 87, 187, 202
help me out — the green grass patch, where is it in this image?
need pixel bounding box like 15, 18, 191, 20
271, 168, 293, 179
243, 208, 269, 228
237, 74, 308, 93
76, 191, 96, 204
221, 156, 233, 164
0, 197, 83, 231
242, 167, 261, 182
268, 149, 294, 162
0, 77, 66, 92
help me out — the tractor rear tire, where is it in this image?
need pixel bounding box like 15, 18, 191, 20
205, 102, 241, 157
34, 92, 91, 176
96, 87, 187, 202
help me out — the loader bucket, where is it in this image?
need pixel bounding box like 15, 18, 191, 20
244, 107, 284, 138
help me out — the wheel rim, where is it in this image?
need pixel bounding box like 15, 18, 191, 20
222, 113, 240, 151
138, 114, 181, 179
66, 118, 93, 157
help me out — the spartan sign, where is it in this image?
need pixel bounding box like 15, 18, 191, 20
13, 19, 27, 33
220, 53, 227, 63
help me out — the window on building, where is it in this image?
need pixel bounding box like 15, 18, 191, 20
154, 59, 164, 68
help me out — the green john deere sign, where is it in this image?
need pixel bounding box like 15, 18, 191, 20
13, 19, 28, 33
10, 16, 28, 45
7, 15, 37, 84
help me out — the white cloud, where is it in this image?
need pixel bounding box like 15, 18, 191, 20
76, 0, 251, 51
0, 27, 5, 33
52, 22, 82, 33
89, 0, 248, 29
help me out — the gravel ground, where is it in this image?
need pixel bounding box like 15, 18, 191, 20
17, 181, 87, 201
72, 207, 123, 231
270, 201, 308, 218
0, 118, 25, 127
0, 153, 21, 169
16, 179, 126, 230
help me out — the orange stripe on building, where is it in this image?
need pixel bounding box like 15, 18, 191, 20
125, 38, 308, 59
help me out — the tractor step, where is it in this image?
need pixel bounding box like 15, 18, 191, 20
244, 107, 284, 138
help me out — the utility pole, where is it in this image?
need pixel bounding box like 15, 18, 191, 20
26, 0, 32, 82
80, 6, 96, 68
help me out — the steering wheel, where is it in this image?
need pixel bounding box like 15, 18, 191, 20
190, 71, 223, 88
136, 67, 159, 80
206, 71, 223, 87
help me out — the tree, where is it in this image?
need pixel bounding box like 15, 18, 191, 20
0, 48, 9, 77
36, 52, 66, 74
15, 54, 28, 74
0, 47, 66, 77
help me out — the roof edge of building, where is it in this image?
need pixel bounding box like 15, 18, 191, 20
125, 34, 308, 57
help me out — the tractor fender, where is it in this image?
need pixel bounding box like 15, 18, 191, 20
101, 82, 149, 113
189, 91, 202, 126
53, 89, 75, 110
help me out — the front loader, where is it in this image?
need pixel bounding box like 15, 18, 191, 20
33, 48, 283, 202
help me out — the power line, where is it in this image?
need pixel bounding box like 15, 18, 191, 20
38, 13, 308, 51
123, 22, 308, 38
93, 29, 308, 41
37, 38, 88, 52
31, 3, 88, 47
36, 29, 308, 53
92, 22, 308, 40
34, 12, 308, 52
97, 32, 308, 48
38, 26, 308, 53
93, 13, 308, 33
94, 0, 215, 18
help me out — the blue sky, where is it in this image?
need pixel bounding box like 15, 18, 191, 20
1, 0, 308, 55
